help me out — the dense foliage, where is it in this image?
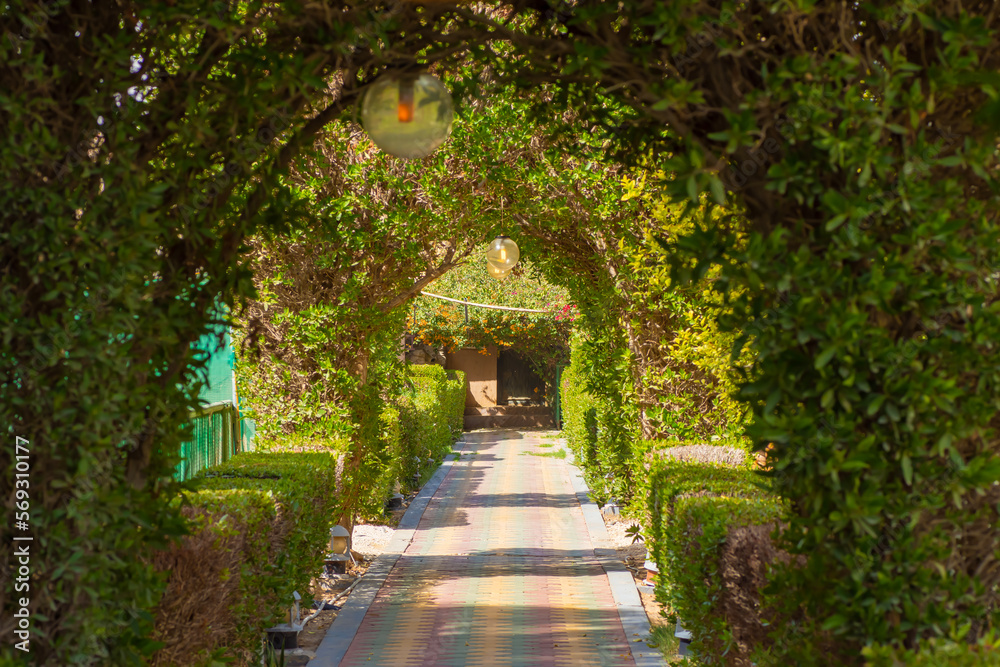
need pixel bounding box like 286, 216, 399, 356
560, 334, 638, 506
505, 3, 1000, 658
0, 2, 524, 660
554, 182, 750, 512
862, 634, 1000, 667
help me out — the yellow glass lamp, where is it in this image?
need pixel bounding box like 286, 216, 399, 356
360, 72, 454, 159
486, 236, 520, 272
487, 260, 510, 280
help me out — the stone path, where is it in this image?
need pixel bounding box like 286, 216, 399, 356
313, 430, 662, 666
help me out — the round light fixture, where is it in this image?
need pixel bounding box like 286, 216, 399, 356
486, 261, 510, 280
360, 72, 454, 159
486, 236, 520, 272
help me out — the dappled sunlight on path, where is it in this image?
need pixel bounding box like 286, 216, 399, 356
338, 431, 638, 666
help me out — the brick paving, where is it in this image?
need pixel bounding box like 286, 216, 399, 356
338, 431, 639, 666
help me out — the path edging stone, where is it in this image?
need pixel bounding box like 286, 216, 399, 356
310, 442, 467, 666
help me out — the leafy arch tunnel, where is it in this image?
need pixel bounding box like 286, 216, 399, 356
3, 2, 999, 663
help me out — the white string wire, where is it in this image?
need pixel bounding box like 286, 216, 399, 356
419, 291, 555, 314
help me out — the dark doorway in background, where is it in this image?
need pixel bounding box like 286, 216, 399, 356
497, 349, 545, 406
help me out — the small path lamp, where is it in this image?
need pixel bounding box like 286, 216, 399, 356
360, 71, 454, 159
325, 525, 353, 575
265, 590, 303, 650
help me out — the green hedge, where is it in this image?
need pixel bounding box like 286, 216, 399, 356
406, 365, 466, 438
647, 456, 772, 558
387, 365, 465, 494
633, 437, 754, 520
442, 369, 466, 437
560, 355, 599, 477
560, 336, 637, 505
196, 451, 338, 597
151, 486, 277, 665
647, 455, 781, 663
406, 365, 465, 440
862, 633, 1000, 666
663, 495, 783, 662
151, 451, 339, 662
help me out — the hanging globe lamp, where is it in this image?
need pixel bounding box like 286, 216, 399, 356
486, 261, 510, 280
360, 72, 454, 159
486, 236, 520, 272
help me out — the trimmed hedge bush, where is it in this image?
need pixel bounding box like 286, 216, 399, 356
659, 495, 783, 665
634, 437, 754, 521
647, 454, 771, 548
356, 364, 466, 519
863, 633, 1000, 666
647, 453, 782, 665
560, 354, 599, 479
150, 489, 276, 666
196, 452, 339, 594
398, 365, 465, 461
150, 451, 339, 664
560, 336, 637, 505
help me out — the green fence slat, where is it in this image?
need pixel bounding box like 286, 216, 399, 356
174, 403, 239, 482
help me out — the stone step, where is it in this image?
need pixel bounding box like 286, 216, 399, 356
464, 413, 555, 430
464, 405, 552, 416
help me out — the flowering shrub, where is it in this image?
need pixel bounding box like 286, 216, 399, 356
408, 258, 573, 404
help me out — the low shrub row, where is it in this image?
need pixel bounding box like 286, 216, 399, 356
559, 342, 637, 506
559, 357, 598, 478
150, 451, 339, 665
149, 365, 466, 664
862, 634, 1000, 666
647, 450, 783, 665
389, 365, 465, 492
406, 364, 465, 443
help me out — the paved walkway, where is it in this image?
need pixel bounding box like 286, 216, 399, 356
315, 430, 661, 666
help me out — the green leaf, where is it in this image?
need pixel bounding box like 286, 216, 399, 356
709, 176, 726, 205
821, 387, 836, 408
866, 394, 886, 416
825, 214, 848, 231
815, 345, 838, 370
821, 614, 848, 631
686, 175, 699, 202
